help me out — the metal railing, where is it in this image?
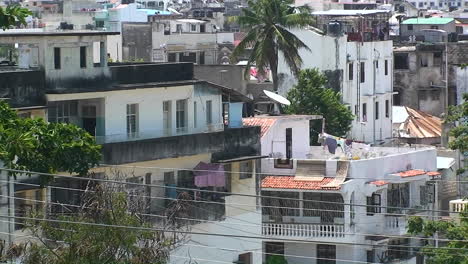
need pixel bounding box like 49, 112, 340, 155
262, 223, 345, 239
95, 123, 224, 144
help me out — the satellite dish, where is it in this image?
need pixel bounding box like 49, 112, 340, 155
263, 90, 291, 106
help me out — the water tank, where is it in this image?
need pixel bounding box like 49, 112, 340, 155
327, 21, 342, 36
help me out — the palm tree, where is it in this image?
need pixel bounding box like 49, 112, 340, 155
232, 0, 314, 92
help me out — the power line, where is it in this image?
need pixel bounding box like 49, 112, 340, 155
0, 167, 461, 215
100, 163, 463, 183
0, 177, 465, 223
2, 194, 468, 244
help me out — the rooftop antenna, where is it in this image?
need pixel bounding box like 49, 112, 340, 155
263, 90, 290, 115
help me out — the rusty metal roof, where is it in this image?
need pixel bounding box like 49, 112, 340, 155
393, 106, 442, 138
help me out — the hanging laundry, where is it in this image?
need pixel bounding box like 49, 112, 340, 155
324, 137, 338, 154
194, 162, 226, 188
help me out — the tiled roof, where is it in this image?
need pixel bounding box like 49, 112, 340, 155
243, 118, 277, 138
427, 171, 441, 176
261, 176, 341, 190
368, 180, 389, 187
397, 169, 426, 178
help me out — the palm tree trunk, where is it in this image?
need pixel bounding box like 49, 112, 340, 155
269, 48, 279, 92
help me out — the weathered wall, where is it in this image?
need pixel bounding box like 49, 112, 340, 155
121, 22, 153, 62
194, 65, 248, 94
101, 126, 261, 164
111, 62, 194, 84
0, 70, 46, 107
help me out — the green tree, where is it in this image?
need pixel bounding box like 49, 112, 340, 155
406, 94, 468, 264
285, 69, 354, 138
0, 5, 31, 30
446, 93, 468, 154
407, 214, 468, 264
0, 101, 101, 180
231, 0, 314, 91
15, 181, 188, 264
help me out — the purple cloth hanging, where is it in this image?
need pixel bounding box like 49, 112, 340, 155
194, 162, 226, 187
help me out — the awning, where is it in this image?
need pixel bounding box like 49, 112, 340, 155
437, 157, 455, 169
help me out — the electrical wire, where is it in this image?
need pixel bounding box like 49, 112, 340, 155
0, 167, 462, 215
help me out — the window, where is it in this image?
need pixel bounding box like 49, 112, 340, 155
407, 24, 413, 30
367, 250, 375, 263
348, 63, 353, 80
206, 100, 213, 124
360, 62, 365, 83
394, 53, 409, 70
164, 171, 175, 184
191, 24, 197, 31
199, 51, 205, 65
375, 101, 379, 120
193, 101, 197, 128
168, 53, 177, 62
420, 54, 429, 67
375, 60, 379, 68
239, 161, 252, 179
286, 128, 292, 159
433, 52, 442, 66
163, 101, 172, 134
48, 101, 78, 124
366, 193, 381, 215
362, 103, 367, 122
385, 100, 390, 118
317, 244, 336, 264
385, 60, 388, 75
180, 52, 197, 63
54, 47, 61, 69
418, 2, 423, 7
274, 159, 293, 169
176, 24, 182, 32
80, 46, 87, 68
430, 25, 439, 29
176, 99, 187, 132
126, 104, 138, 135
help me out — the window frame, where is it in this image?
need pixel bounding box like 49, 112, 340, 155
239, 161, 252, 179
54, 47, 61, 69
80, 46, 87, 68
360, 62, 365, 83
206, 100, 213, 125
126, 103, 139, 136
176, 99, 187, 132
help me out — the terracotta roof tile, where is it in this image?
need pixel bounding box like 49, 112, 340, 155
261, 176, 341, 190
368, 180, 389, 186
427, 171, 441, 176
397, 169, 426, 177
243, 118, 277, 138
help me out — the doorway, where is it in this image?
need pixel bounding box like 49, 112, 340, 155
82, 105, 97, 136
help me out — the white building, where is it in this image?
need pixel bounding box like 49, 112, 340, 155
278, 10, 394, 143
407, 0, 467, 9
122, 18, 225, 63
242, 115, 440, 264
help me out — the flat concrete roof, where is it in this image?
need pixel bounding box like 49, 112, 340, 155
313, 9, 391, 16
0, 30, 120, 37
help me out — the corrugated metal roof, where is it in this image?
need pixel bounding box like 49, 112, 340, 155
402, 17, 454, 25
261, 176, 341, 190
393, 106, 442, 139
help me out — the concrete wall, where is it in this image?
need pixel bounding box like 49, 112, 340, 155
401, 22, 456, 37
101, 126, 261, 164
278, 29, 393, 142
194, 65, 248, 94
456, 66, 468, 104
121, 23, 153, 61
110, 62, 194, 84
0, 70, 45, 108
284, 243, 358, 264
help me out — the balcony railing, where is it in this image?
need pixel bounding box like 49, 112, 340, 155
95, 123, 224, 144
262, 223, 345, 239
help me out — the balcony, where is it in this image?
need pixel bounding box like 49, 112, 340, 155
95, 123, 224, 144
262, 223, 345, 240
385, 215, 407, 235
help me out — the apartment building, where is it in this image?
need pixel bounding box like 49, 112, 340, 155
278, 10, 394, 143
0, 30, 261, 247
